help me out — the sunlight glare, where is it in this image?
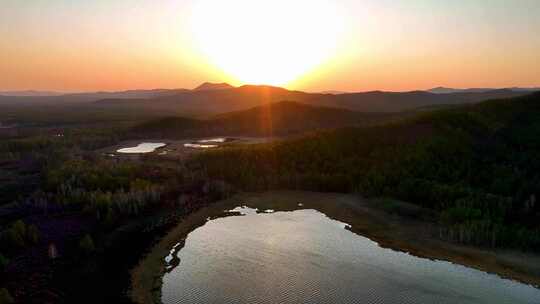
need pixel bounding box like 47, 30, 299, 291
190, 0, 345, 86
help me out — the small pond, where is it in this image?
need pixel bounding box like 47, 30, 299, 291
161, 207, 540, 304
116, 142, 166, 154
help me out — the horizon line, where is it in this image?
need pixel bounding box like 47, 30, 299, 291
2, 84, 540, 96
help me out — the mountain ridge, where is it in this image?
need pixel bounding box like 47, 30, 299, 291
427, 86, 540, 94
194, 82, 235, 91
0, 84, 534, 116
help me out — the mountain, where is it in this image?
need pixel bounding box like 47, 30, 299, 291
318, 90, 348, 95
507, 87, 540, 92
97, 85, 311, 115
62, 89, 189, 100
0, 89, 189, 105
427, 87, 540, 94
427, 87, 492, 94
194, 82, 235, 91
97, 85, 528, 116
306, 89, 525, 112
0, 90, 64, 97
0, 84, 533, 118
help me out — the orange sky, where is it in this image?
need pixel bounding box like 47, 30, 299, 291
1, 0, 539, 92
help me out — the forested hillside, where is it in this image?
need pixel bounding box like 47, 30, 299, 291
196, 92, 540, 250
131, 101, 398, 138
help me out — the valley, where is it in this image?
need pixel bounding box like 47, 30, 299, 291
1, 86, 540, 303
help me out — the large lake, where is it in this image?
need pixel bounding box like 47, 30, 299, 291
161, 207, 540, 304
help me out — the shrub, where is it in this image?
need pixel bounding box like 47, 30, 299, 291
12, 220, 26, 238
79, 234, 95, 255
0, 254, 8, 271
26, 225, 40, 244
0, 288, 14, 304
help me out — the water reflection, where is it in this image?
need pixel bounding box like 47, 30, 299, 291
116, 142, 166, 154
183, 143, 218, 149
183, 138, 233, 149
198, 138, 228, 143
162, 208, 540, 304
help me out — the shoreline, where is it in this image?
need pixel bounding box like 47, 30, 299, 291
130, 191, 540, 304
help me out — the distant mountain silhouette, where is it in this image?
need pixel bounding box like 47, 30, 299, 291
318, 90, 348, 95
96, 85, 310, 115
427, 87, 540, 94
0, 84, 532, 115
307, 89, 526, 112
0, 88, 189, 105
0, 90, 64, 97
63, 89, 190, 100
194, 82, 235, 91
97, 85, 524, 115
507, 87, 540, 92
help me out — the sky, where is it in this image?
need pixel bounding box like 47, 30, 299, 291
1, 0, 539, 92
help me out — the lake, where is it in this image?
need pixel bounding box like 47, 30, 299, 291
116, 142, 166, 154
161, 207, 540, 304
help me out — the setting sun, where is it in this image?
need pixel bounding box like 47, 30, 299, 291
190, 0, 346, 86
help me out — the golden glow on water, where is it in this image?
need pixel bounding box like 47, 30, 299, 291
190, 0, 346, 87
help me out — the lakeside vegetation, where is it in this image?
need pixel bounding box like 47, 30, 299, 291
196, 92, 540, 250
0, 125, 228, 303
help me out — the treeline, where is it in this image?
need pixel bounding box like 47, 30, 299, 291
42, 158, 167, 225
195, 92, 540, 251
0, 149, 227, 303
0, 127, 125, 206
0, 112, 241, 302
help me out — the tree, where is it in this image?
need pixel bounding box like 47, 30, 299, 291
79, 234, 95, 255
26, 225, 40, 245
0, 253, 8, 271
0, 288, 14, 304
12, 220, 26, 240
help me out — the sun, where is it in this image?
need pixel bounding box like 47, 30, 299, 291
190, 0, 345, 86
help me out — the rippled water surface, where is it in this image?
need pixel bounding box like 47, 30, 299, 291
162, 207, 540, 304
116, 142, 165, 154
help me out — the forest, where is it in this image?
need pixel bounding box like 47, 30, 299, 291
196, 92, 540, 250
0, 125, 229, 303
1, 92, 540, 303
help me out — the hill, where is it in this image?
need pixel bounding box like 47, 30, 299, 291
0, 90, 64, 97
427, 87, 540, 94
131, 101, 399, 138
306, 89, 526, 112
0, 84, 531, 119
197, 92, 540, 251
98, 85, 311, 116
208, 101, 393, 136
96, 85, 528, 115
0, 88, 189, 106
194, 82, 235, 91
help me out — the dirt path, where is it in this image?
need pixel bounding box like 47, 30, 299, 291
130, 191, 540, 304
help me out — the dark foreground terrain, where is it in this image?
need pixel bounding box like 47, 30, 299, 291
1, 89, 540, 303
